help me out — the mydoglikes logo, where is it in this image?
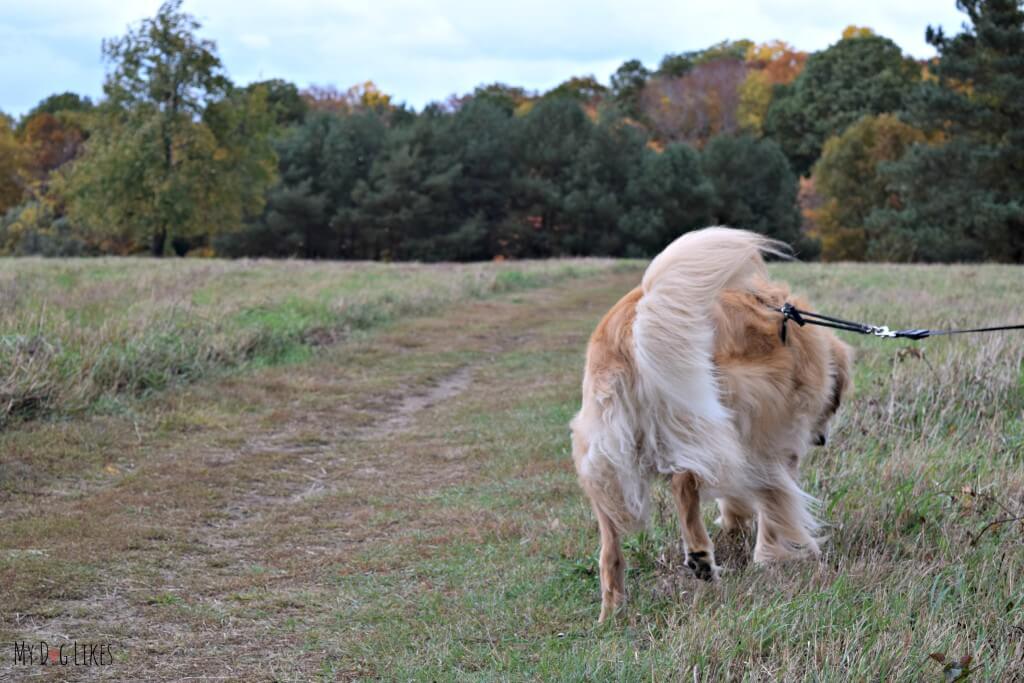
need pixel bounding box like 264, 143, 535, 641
11, 640, 115, 667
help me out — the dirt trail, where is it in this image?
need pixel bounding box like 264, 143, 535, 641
359, 365, 474, 439
0, 269, 640, 681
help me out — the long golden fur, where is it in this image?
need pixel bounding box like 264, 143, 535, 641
570, 227, 852, 622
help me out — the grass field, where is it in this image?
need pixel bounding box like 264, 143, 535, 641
0, 257, 622, 427
1, 259, 1022, 681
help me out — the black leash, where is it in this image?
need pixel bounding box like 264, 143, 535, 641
776, 303, 1024, 343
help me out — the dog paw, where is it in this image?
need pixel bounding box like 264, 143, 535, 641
685, 550, 718, 581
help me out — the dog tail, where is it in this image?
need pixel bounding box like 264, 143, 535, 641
632, 227, 789, 489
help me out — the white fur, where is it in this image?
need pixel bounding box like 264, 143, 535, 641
574, 227, 791, 527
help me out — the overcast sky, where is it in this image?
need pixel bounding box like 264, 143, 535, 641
1, 0, 969, 117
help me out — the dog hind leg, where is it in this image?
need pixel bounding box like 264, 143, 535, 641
572, 422, 637, 623
716, 496, 755, 532
752, 467, 820, 563
670, 472, 718, 580
593, 505, 626, 623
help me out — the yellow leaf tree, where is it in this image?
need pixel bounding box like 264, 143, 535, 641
811, 113, 927, 260
738, 41, 807, 134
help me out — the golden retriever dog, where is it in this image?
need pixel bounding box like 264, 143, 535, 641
570, 227, 852, 622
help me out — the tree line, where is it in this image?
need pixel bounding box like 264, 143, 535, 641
1, 0, 1021, 262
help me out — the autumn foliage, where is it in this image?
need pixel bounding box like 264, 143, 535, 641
1, 1, 1021, 262
738, 41, 807, 134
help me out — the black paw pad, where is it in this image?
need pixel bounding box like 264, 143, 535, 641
686, 551, 715, 581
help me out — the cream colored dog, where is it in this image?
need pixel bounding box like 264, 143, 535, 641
570, 227, 852, 622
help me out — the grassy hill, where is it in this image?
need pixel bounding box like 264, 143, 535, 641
1, 259, 1022, 680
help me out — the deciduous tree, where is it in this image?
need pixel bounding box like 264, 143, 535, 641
610, 59, 650, 119
19, 112, 87, 189
303, 81, 394, 115
640, 59, 747, 147
0, 114, 26, 214
248, 79, 308, 127
16, 92, 94, 134
65, 0, 275, 255
811, 114, 926, 260
738, 41, 806, 134
764, 33, 919, 174
543, 76, 608, 107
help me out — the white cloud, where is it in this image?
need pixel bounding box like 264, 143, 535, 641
1, 0, 969, 116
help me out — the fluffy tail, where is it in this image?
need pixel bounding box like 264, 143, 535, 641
632, 227, 789, 490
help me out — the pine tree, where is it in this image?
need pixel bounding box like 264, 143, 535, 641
869, 0, 1024, 261
702, 135, 804, 248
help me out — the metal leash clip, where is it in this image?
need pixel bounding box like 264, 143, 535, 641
868, 325, 896, 338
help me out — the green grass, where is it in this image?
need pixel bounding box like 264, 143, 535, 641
1, 260, 1022, 681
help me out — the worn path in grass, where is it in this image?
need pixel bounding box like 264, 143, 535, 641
0, 267, 642, 681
